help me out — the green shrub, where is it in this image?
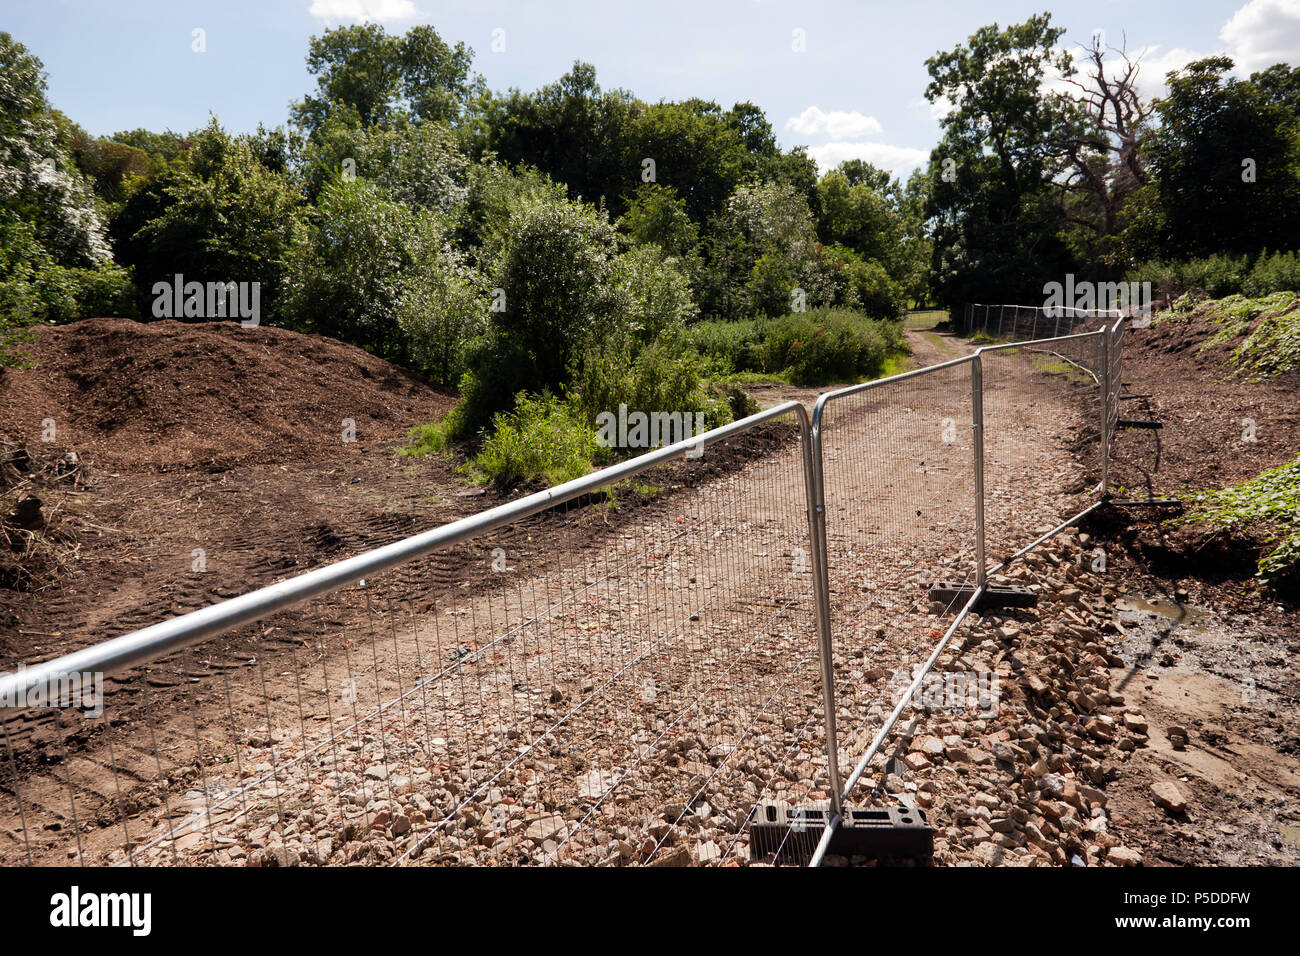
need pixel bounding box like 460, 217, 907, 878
473, 392, 598, 487
682, 318, 769, 376
1126, 254, 1250, 299
823, 245, 906, 319
1243, 251, 1300, 297
395, 244, 488, 386
684, 309, 903, 385
1, 217, 137, 367
1183, 453, 1300, 590
763, 310, 889, 385
615, 244, 697, 343
569, 341, 731, 443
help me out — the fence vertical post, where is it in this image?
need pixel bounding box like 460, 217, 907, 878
1099, 329, 1111, 499
971, 354, 987, 588
800, 409, 843, 818
997, 305, 1005, 339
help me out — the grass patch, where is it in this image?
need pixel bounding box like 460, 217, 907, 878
1029, 353, 1093, 385
903, 310, 949, 330
471, 392, 599, 488
1181, 453, 1300, 590
878, 353, 911, 379
403, 416, 458, 457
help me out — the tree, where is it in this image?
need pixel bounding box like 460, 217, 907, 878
291, 23, 481, 135
397, 242, 487, 386
478, 62, 640, 214
119, 121, 305, 323
703, 180, 833, 317
1, 32, 133, 348
815, 168, 903, 268
1057, 35, 1153, 267
619, 183, 699, 258
284, 176, 453, 359
0, 32, 111, 266
1126, 57, 1300, 260
299, 114, 468, 210
923, 14, 1082, 306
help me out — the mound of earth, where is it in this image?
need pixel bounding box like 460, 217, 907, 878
1113, 307, 1300, 494
0, 317, 454, 471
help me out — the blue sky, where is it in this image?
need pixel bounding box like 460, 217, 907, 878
7, 0, 1300, 177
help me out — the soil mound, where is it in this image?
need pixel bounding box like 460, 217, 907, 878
1114, 307, 1300, 494
0, 318, 453, 470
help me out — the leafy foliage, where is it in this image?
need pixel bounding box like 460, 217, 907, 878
1184, 454, 1300, 590
686, 309, 905, 385
472, 392, 598, 488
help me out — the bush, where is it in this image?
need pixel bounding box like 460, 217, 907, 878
682, 318, 769, 376
396, 244, 488, 386
473, 392, 598, 488
123, 122, 306, 324
1126, 254, 1250, 300
763, 310, 892, 385
1, 217, 137, 366
568, 341, 731, 442
1183, 453, 1300, 591
449, 186, 645, 437
615, 244, 697, 344
1243, 251, 1300, 297
824, 246, 906, 319
686, 308, 904, 385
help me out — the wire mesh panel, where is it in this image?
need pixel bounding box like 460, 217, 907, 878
976, 333, 1105, 568
967, 304, 1117, 342
0, 407, 831, 867
813, 360, 980, 806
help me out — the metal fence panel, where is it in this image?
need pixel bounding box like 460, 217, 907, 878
812, 358, 980, 810
1, 313, 1131, 869
1, 403, 833, 867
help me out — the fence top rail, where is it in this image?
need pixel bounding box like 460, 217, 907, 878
0, 400, 811, 710
968, 302, 1126, 316
972, 327, 1106, 356
811, 353, 976, 431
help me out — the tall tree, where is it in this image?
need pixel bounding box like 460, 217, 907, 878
291, 24, 480, 134
923, 14, 1082, 306
1128, 56, 1300, 259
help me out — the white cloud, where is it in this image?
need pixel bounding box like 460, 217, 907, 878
785, 106, 882, 139
806, 141, 929, 178
928, 94, 954, 122
1221, 0, 1300, 73
307, 0, 420, 22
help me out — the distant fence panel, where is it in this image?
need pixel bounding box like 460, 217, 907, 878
964, 303, 1120, 341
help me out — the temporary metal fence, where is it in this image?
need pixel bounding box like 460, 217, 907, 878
963, 302, 1123, 341
0, 317, 1128, 868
